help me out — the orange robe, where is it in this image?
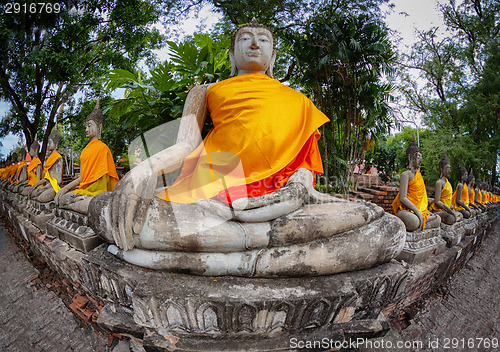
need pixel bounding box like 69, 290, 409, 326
392, 170, 430, 230
43, 151, 62, 192
15, 161, 27, 183
476, 187, 484, 205
430, 178, 452, 212
469, 187, 476, 205
27, 157, 42, 186
158, 72, 329, 204
73, 139, 118, 196
452, 182, 469, 210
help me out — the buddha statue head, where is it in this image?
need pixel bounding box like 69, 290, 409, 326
459, 163, 468, 183
406, 132, 422, 170
18, 148, 26, 162
48, 129, 61, 153
29, 136, 40, 158
229, 18, 277, 78
467, 168, 475, 188
85, 100, 104, 141
11, 152, 18, 163
438, 150, 450, 178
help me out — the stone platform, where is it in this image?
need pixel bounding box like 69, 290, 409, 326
0, 189, 498, 351
24, 199, 55, 232
46, 208, 103, 253
396, 227, 446, 264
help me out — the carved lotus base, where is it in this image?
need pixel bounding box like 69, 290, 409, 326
396, 227, 446, 264
24, 199, 55, 232
440, 221, 465, 247
82, 244, 409, 351
46, 208, 103, 253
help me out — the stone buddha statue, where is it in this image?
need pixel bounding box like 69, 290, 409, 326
55, 101, 119, 215
4, 152, 18, 187
8, 148, 27, 193
88, 19, 406, 277
392, 134, 440, 232
475, 177, 486, 210
429, 151, 463, 225
11, 148, 28, 193
21, 139, 43, 196
467, 169, 481, 215
28, 129, 63, 202
451, 165, 471, 219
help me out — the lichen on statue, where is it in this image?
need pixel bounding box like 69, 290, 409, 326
28, 129, 63, 202
429, 151, 463, 225
392, 133, 440, 232
54, 101, 119, 215
88, 19, 406, 277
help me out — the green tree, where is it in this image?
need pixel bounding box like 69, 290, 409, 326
99, 33, 232, 134
289, 11, 396, 192
0, 0, 163, 160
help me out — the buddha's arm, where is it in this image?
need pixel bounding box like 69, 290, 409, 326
54, 177, 81, 205
197, 168, 339, 222
455, 183, 470, 210
108, 84, 210, 251
18, 165, 28, 183
36, 164, 42, 180
28, 178, 48, 197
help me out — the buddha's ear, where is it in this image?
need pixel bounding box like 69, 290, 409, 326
229, 51, 236, 77
267, 50, 277, 78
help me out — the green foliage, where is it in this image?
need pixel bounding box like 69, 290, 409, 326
98, 33, 231, 134
0, 0, 164, 160
289, 10, 396, 193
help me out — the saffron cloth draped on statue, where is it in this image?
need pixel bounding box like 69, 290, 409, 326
469, 187, 476, 205
392, 170, 430, 229
27, 157, 42, 186
73, 139, 119, 197
430, 178, 452, 212
43, 151, 62, 192
158, 72, 329, 204
451, 183, 469, 210
15, 161, 26, 183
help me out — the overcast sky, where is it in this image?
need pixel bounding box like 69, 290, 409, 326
0, 0, 447, 157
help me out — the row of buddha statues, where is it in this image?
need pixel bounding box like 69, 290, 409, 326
0, 101, 119, 214
392, 134, 498, 233
0, 19, 498, 278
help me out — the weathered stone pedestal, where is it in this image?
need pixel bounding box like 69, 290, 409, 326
46, 208, 103, 253
24, 199, 55, 232
396, 228, 446, 264
440, 221, 465, 247
82, 245, 408, 351
11, 193, 28, 213
462, 217, 478, 237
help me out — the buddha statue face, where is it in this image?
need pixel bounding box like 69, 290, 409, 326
460, 167, 468, 183
441, 161, 451, 178
85, 119, 101, 141
29, 140, 39, 158
408, 151, 422, 170
229, 20, 276, 77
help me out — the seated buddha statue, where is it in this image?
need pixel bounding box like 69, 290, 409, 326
54, 101, 119, 215
3, 153, 17, 188
467, 169, 481, 215
28, 130, 63, 202
429, 151, 463, 225
451, 165, 471, 218
21, 139, 43, 196
392, 133, 440, 232
88, 19, 406, 277
11, 148, 28, 193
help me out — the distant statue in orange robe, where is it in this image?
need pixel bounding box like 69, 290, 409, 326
55, 101, 119, 215
451, 164, 471, 219
11, 148, 28, 193
392, 133, 440, 231
466, 168, 481, 215
429, 151, 462, 224
29, 129, 63, 202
